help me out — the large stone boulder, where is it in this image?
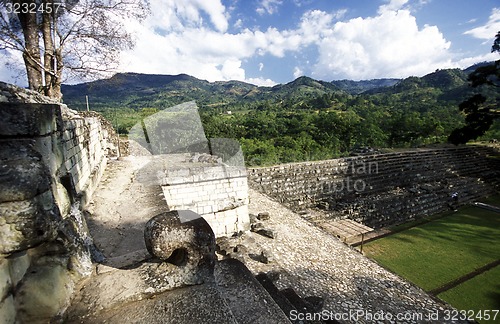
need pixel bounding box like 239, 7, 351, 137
144, 210, 216, 286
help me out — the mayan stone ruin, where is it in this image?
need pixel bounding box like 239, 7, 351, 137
1, 82, 498, 323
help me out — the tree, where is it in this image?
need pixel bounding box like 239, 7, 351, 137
449, 31, 500, 144
0, 0, 149, 100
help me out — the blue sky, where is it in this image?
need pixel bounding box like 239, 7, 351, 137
1, 0, 499, 86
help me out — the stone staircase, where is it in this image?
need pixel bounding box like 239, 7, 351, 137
323, 146, 499, 228
256, 272, 330, 324
249, 145, 500, 229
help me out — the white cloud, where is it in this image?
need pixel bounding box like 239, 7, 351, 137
311, 7, 455, 80
148, 0, 228, 33
292, 0, 313, 8
121, 1, 463, 83
195, 0, 229, 32
120, 2, 334, 83
234, 18, 243, 29
120, 7, 279, 85
0, 51, 26, 86
299, 10, 336, 42
220, 59, 245, 80
3, 0, 497, 87
246, 77, 277, 86
118, 0, 496, 85
256, 0, 283, 16
453, 52, 499, 68
293, 66, 304, 79
378, 0, 409, 14
464, 8, 500, 40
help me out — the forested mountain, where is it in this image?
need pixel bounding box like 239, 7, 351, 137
62, 73, 398, 111
62, 73, 266, 110
331, 78, 400, 94
61, 63, 499, 166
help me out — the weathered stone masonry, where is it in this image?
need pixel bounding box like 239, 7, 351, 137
0, 87, 116, 323
160, 159, 250, 237
248, 147, 500, 229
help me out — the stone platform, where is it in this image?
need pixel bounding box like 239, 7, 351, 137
64, 153, 288, 323
217, 189, 468, 324
64, 259, 289, 323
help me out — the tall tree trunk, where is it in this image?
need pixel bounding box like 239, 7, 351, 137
53, 46, 64, 101
42, 0, 56, 98
17, 0, 43, 91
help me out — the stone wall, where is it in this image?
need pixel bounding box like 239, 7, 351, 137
160, 158, 250, 237
0, 83, 116, 323
248, 146, 500, 228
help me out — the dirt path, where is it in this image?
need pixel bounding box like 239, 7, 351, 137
84, 155, 166, 267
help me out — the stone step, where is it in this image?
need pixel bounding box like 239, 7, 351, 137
248, 146, 499, 229
255, 272, 330, 324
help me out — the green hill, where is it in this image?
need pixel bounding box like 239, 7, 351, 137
61, 63, 499, 165
331, 78, 400, 94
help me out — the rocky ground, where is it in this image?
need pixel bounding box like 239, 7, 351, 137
71, 147, 466, 323
218, 189, 467, 323
84, 155, 161, 267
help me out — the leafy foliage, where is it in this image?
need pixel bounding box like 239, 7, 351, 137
62, 64, 499, 166
448, 32, 500, 144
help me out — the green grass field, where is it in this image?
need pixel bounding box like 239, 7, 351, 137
363, 197, 500, 321
438, 266, 500, 311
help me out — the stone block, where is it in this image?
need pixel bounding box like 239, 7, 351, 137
182, 197, 194, 205
64, 159, 74, 172
53, 182, 71, 217
162, 192, 175, 203
0, 191, 59, 254
216, 193, 229, 200
0, 145, 51, 203
62, 120, 74, 131
0, 295, 16, 324
14, 263, 74, 323
0, 103, 61, 137
202, 205, 213, 215
211, 223, 225, 237
75, 127, 82, 137
0, 258, 11, 300
80, 167, 91, 183
203, 183, 216, 192
8, 251, 30, 288
175, 186, 190, 195
62, 130, 72, 142
165, 187, 177, 195
257, 212, 270, 221
61, 140, 72, 154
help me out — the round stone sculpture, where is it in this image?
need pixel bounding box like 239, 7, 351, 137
144, 210, 216, 281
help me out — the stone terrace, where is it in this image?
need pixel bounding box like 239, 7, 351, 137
248, 146, 500, 229
219, 188, 469, 324
3, 82, 495, 323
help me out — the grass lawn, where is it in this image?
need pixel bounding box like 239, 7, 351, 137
438, 265, 500, 322
363, 203, 500, 292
